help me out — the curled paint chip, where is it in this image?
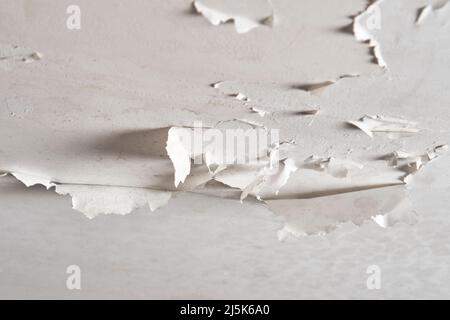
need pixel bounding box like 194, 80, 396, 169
232, 93, 250, 102
211, 80, 251, 102
416, 2, 449, 25
211, 80, 225, 88
348, 115, 420, 137
0, 44, 43, 70
293, 74, 359, 95
10, 171, 54, 189
416, 5, 434, 25
383, 145, 448, 182
192, 0, 275, 34
166, 127, 196, 187
297, 109, 320, 115
250, 107, 268, 117
353, 0, 387, 68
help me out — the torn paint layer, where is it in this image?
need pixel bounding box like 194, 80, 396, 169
54, 184, 171, 219
4, 171, 172, 218
166, 125, 276, 188
271, 185, 418, 238
1, 0, 449, 244
192, 0, 274, 33
9, 172, 54, 189
348, 115, 420, 137
293, 80, 335, 94
353, 0, 386, 68
213, 139, 296, 199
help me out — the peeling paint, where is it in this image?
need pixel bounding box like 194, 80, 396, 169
353, 0, 386, 68
192, 0, 274, 33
